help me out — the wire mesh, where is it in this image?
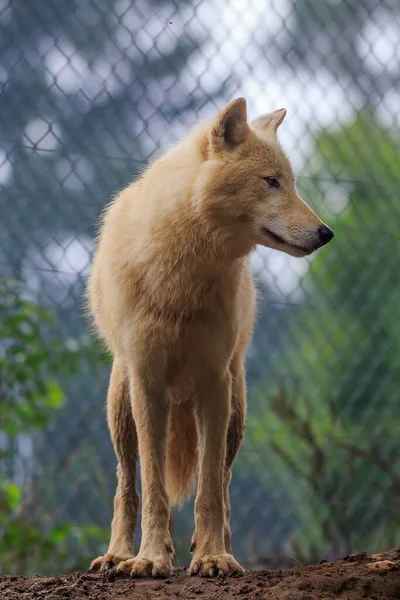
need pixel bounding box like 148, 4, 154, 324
1, 0, 400, 575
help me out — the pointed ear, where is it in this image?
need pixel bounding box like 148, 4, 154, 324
251, 108, 287, 133
210, 98, 249, 151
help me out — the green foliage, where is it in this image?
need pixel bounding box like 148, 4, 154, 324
296, 111, 400, 419
0, 278, 66, 435
245, 113, 400, 561
0, 277, 108, 575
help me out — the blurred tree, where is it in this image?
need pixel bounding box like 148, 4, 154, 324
0, 277, 107, 575
245, 112, 400, 560
287, 110, 400, 423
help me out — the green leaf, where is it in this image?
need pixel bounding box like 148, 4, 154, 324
1, 482, 22, 511
45, 383, 65, 409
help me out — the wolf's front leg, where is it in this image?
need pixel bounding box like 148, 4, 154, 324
117, 365, 174, 578
90, 360, 139, 572
189, 371, 244, 577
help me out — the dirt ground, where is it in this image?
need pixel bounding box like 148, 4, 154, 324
1, 547, 399, 600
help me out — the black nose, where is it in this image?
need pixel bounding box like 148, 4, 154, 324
318, 225, 334, 246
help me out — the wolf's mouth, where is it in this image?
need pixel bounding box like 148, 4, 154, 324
262, 227, 310, 253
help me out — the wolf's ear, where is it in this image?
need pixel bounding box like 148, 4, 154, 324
251, 108, 287, 133
211, 98, 249, 151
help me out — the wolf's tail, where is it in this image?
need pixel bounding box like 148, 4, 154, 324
166, 402, 198, 506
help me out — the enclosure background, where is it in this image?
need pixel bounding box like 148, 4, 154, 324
1, 0, 400, 575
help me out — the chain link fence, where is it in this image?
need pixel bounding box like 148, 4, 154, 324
1, 0, 400, 576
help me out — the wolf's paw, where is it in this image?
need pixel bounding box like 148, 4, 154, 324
89, 552, 133, 572
189, 553, 244, 577
117, 556, 172, 578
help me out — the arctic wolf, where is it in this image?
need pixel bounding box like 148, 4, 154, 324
86, 98, 334, 578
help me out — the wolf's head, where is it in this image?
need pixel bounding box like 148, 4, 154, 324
196, 97, 333, 257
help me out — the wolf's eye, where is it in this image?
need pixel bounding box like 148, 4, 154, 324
264, 176, 280, 188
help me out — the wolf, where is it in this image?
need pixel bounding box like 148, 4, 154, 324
86, 98, 334, 578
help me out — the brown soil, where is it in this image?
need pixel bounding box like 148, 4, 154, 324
1, 547, 399, 600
